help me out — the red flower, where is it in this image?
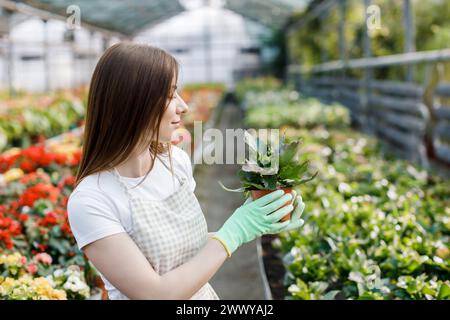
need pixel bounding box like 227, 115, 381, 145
36, 243, 48, 252
0, 213, 22, 249
61, 222, 72, 235
38, 212, 58, 227
21, 146, 44, 163
19, 160, 35, 172
18, 214, 29, 222
0, 153, 20, 173
54, 153, 67, 165
34, 252, 52, 265
70, 150, 82, 166
38, 153, 55, 167
57, 175, 76, 190
20, 171, 51, 186
26, 263, 38, 274
18, 183, 60, 207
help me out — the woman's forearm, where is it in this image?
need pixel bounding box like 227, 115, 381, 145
158, 237, 228, 299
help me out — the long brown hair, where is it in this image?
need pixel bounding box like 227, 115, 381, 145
75, 42, 179, 187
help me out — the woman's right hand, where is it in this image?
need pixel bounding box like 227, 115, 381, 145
212, 190, 293, 257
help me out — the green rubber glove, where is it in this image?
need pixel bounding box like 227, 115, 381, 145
212, 190, 294, 257
267, 190, 305, 234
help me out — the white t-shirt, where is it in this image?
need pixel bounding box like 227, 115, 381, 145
67, 145, 196, 299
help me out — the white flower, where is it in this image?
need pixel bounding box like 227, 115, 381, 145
338, 182, 351, 193
21, 206, 31, 214
387, 187, 397, 200
53, 269, 64, 278
288, 284, 300, 293
45, 275, 56, 287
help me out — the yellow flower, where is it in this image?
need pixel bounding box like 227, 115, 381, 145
2, 147, 21, 157
51, 289, 67, 300
0, 276, 68, 300
5, 252, 23, 265
1, 277, 16, 290
32, 277, 67, 300
3, 168, 24, 182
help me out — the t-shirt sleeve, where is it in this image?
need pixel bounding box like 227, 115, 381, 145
68, 188, 126, 250
176, 146, 196, 193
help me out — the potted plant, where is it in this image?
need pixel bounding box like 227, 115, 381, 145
219, 130, 317, 222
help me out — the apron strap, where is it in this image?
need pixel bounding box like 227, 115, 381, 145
157, 154, 185, 186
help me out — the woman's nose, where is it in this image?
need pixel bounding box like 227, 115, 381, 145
177, 95, 189, 114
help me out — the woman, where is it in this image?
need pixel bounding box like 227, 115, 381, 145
68, 42, 306, 300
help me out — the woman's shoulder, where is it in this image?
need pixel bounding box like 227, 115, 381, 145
68, 171, 124, 212
171, 145, 191, 163
69, 171, 114, 199
67, 172, 127, 250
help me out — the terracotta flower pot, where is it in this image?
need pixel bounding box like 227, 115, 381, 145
250, 188, 294, 222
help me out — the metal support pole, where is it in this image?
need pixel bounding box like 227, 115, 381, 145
88, 30, 95, 78
204, 0, 212, 82
102, 36, 109, 52
403, 0, 415, 82
2, 8, 15, 96
338, 0, 347, 77
70, 42, 76, 88
363, 0, 373, 133
43, 19, 50, 91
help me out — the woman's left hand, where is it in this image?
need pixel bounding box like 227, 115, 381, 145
243, 190, 305, 233
277, 190, 305, 232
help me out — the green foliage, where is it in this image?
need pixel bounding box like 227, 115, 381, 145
287, 0, 450, 81
240, 78, 450, 300
243, 90, 350, 129
235, 77, 282, 102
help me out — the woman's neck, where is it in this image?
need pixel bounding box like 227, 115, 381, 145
116, 148, 154, 178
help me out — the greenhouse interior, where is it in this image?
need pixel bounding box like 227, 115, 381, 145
0, 0, 448, 303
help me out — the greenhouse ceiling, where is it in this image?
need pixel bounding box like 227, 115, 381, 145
3, 0, 311, 36
10, 0, 186, 36
224, 0, 309, 30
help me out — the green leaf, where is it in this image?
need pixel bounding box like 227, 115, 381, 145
437, 282, 450, 300
322, 290, 340, 300
262, 175, 277, 190
242, 181, 265, 190
279, 161, 309, 180
279, 140, 299, 166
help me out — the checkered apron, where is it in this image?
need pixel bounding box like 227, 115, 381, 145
110, 160, 219, 300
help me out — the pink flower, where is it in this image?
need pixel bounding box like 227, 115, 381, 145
27, 263, 38, 274
35, 252, 52, 265
20, 256, 27, 265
